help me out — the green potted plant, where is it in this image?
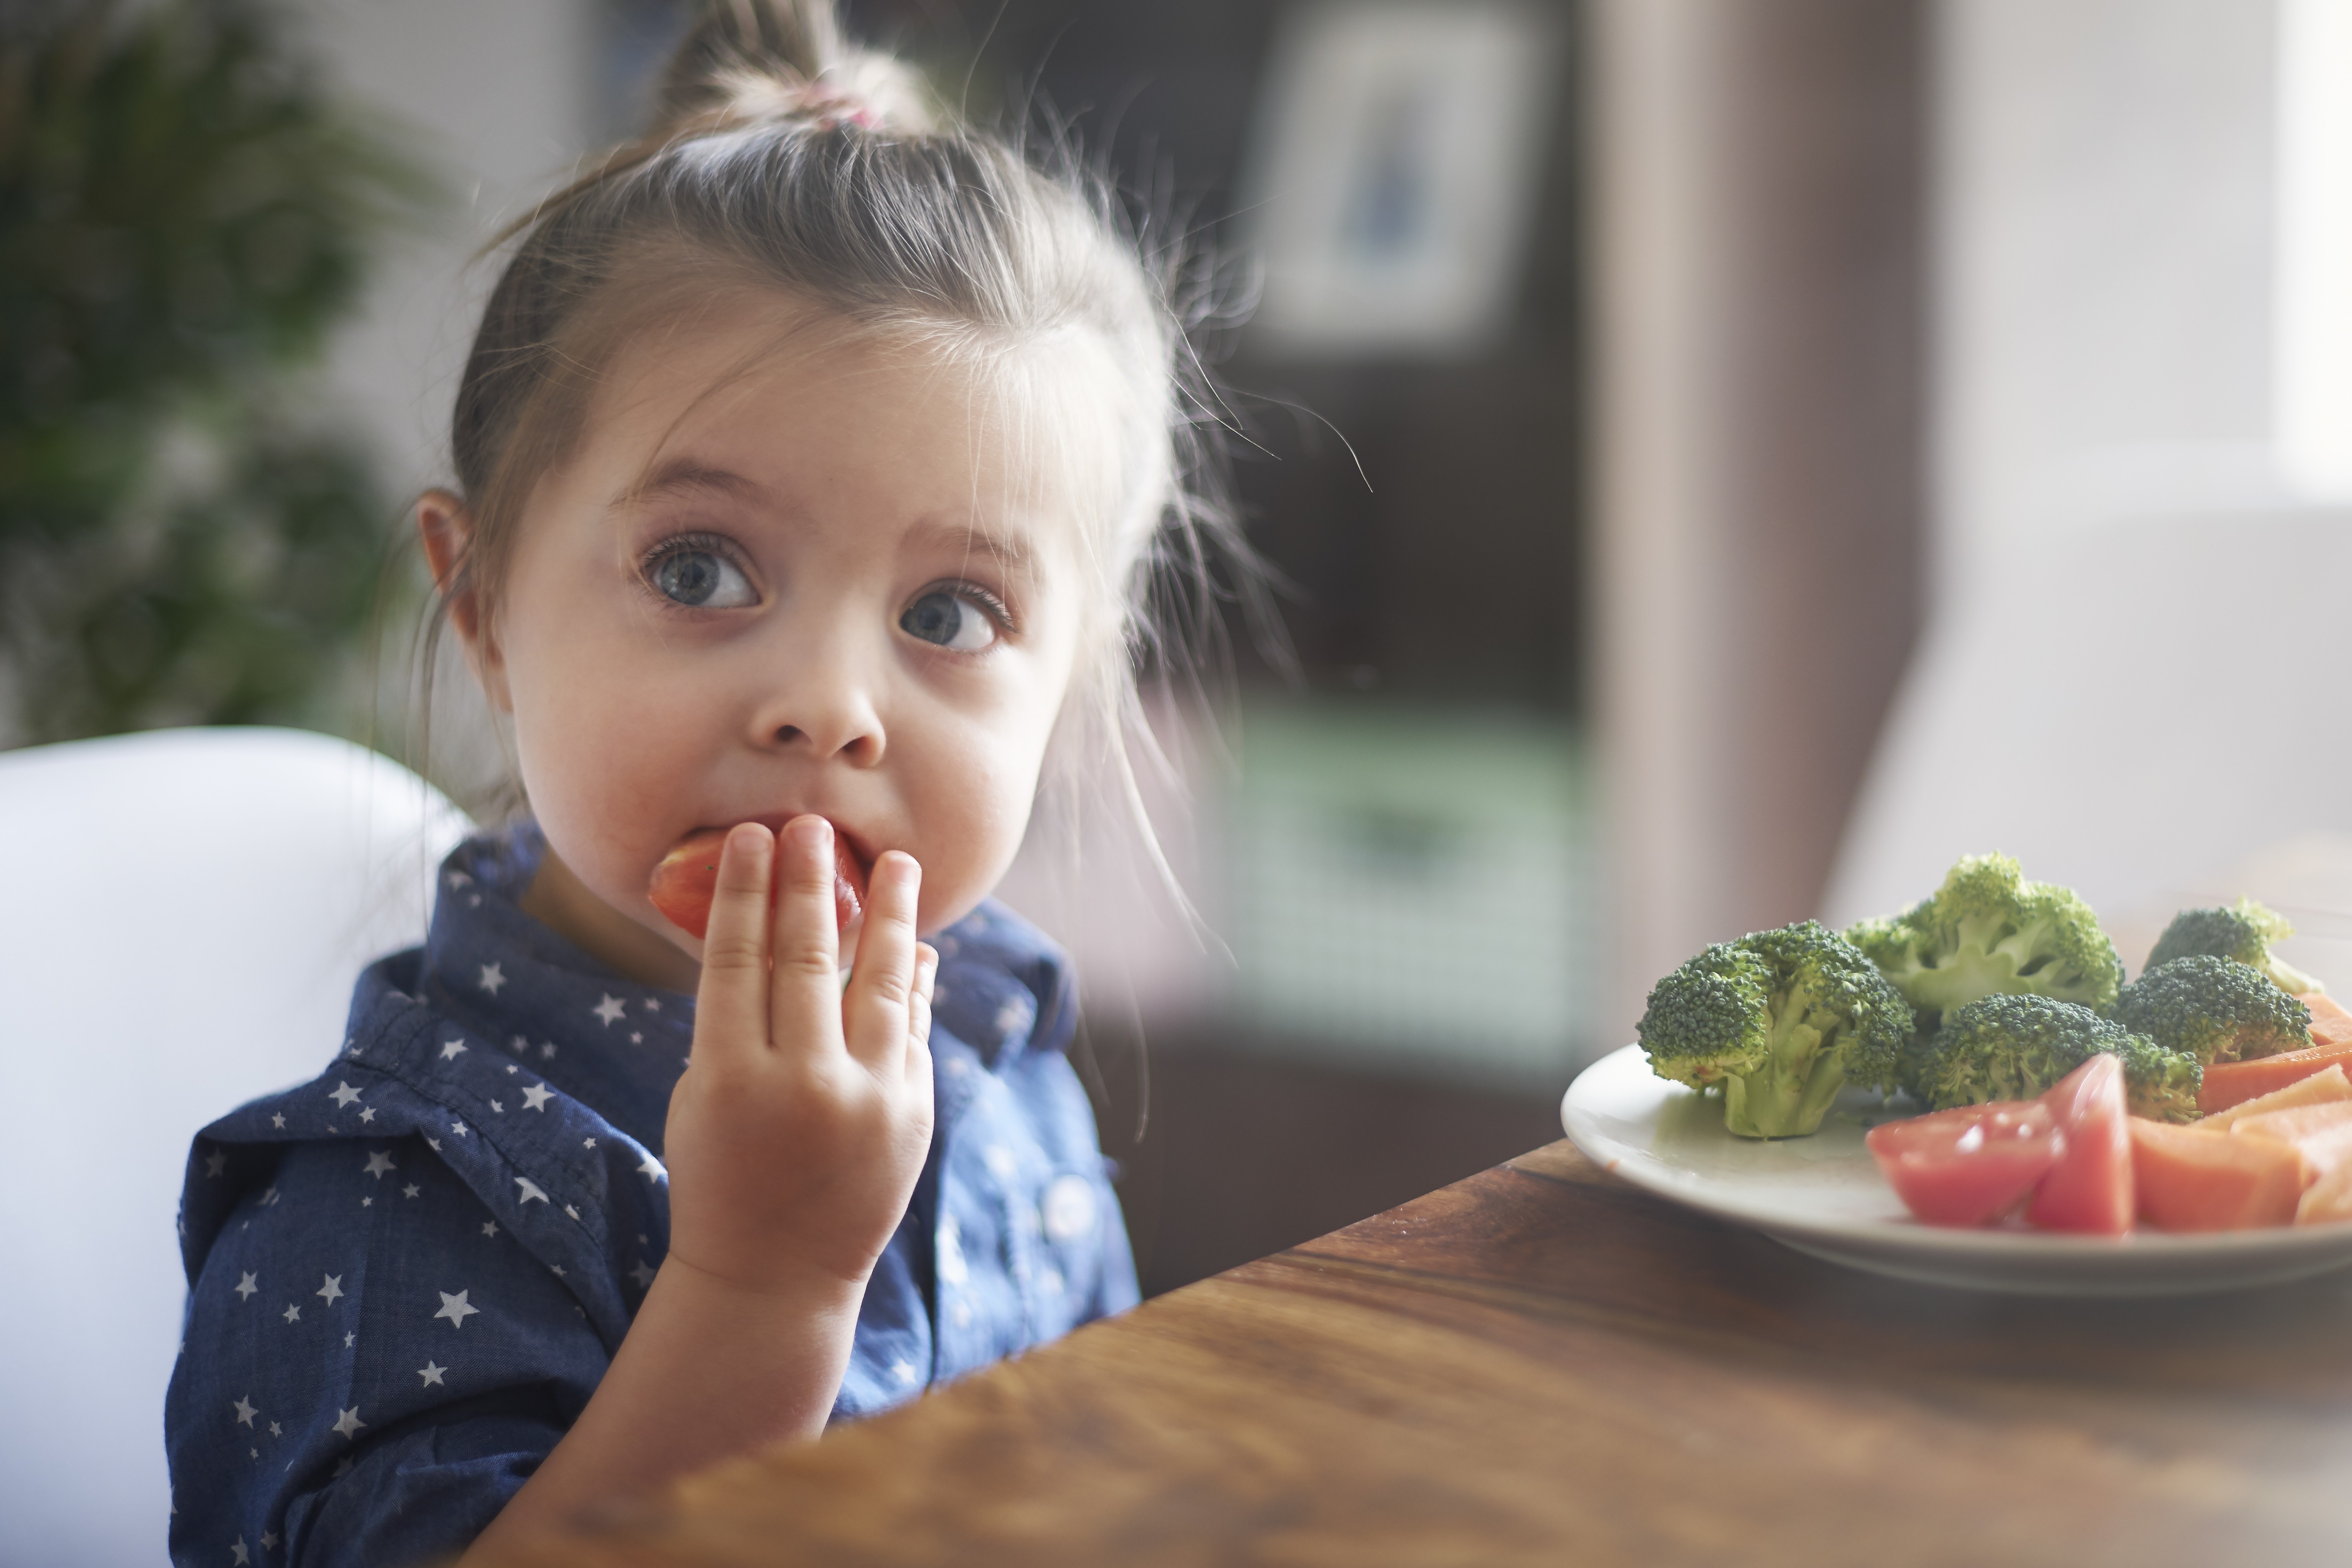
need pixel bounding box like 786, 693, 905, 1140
0, 0, 433, 746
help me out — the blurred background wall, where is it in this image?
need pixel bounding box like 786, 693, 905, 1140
8, 0, 2352, 1445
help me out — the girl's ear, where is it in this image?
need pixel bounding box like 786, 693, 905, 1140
414, 489, 514, 714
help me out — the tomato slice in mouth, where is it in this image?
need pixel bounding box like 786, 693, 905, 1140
647, 822, 869, 940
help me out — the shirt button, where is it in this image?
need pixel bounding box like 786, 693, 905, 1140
1041, 1174, 1097, 1243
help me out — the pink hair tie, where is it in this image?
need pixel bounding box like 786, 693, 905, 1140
794, 81, 881, 132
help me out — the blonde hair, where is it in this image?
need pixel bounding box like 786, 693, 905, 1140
426, 0, 1255, 876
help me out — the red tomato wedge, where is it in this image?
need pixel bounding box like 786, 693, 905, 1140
646, 824, 867, 940
2025, 1055, 2133, 1235
1866, 1102, 2066, 1227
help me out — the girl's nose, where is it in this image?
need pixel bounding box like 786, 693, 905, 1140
747, 640, 887, 767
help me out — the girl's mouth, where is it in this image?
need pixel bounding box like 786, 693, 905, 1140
647, 819, 872, 940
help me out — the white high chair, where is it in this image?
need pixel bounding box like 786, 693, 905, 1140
1823, 503, 2352, 987
0, 727, 469, 1568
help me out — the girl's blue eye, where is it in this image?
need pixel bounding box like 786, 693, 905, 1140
900, 590, 999, 652
650, 547, 755, 608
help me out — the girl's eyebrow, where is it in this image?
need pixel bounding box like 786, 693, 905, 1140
903, 517, 1035, 573
906, 516, 1032, 572
617, 458, 771, 508
621, 459, 1032, 569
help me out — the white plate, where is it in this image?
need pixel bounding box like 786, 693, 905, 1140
1560, 1043, 2352, 1295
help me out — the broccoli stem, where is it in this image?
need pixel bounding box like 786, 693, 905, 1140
1723, 995, 1847, 1138
1904, 919, 2051, 1016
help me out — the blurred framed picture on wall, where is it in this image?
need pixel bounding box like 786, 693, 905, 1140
1240, 0, 1559, 359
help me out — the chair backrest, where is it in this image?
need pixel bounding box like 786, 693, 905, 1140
0, 727, 469, 1568
1823, 505, 2352, 982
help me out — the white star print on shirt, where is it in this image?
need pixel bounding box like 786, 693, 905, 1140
401, 1183, 420, 1199
332, 1406, 365, 1440
514, 1178, 548, 1206
489, 1099, 504, 1114
358, 1106, 376, 1123
232, 1396, 258, 1426
434, 1290, 479, 1328
522, 1082, 553, 1112
892, 1359, 918, 1386
316, 1275, 344, 1306
231, 1537, 249, 1566
363, 1150, 395, 1180
593, 994, 627, 1026
636, 1153, 666, 1182
479, 962, 506, 995
450, 1121, 469, 1137
205, 1151, 227, 1178
328, 1081, 362, 1109
482, 1221, 498, 1237
418, 1361, 446, 1387
281, 1304, 300, 1324
628, 1259, 656, 1288
261, 1532, 278, 1550
234, 1272, 257, 1302
270, 1113, 285, 1129
440, 1037, 467, 1060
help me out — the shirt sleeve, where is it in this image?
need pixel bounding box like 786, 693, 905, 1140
168, 1135, 608, 1568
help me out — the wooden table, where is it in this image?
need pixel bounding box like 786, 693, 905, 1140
485, 1141, 2352, 1567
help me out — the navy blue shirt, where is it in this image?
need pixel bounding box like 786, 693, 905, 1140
165, 823, 1137, 1568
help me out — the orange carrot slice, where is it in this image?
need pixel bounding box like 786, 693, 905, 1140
2299, 1159, 2352, 1223
2302, 992, 2352, 1052
2198, 1044, 2352, 1114
2197, 1063, 2352, 1130
2230, 1101, 2352, 1186
2128, 1120, 2302, 1231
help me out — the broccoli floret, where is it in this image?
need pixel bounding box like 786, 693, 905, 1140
1920, 993, 2201, 1123
1844, 853, 2124, 1035
2145, 899, 2325, 996
2113, 955, 2313, 1065
1637, 920, 1912, 1139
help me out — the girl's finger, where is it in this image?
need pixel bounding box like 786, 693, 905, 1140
905, 941, 938, 1069
768, 815, 846, 1055
843, 851, 921, 1070
691, 823, 776, 1072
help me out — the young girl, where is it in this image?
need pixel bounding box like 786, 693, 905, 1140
165, 4, 1232, 1561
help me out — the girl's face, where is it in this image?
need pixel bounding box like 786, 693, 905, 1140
426, 299, 1092, 991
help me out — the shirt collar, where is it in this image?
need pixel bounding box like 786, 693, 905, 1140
413, 820, 694, 1153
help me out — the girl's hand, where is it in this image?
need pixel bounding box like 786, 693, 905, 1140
661, 818, 937, 1295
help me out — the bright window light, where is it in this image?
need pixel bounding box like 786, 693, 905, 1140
2278, 0, 2352, 495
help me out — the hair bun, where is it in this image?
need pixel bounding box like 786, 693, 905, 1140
653, 0, 936, 139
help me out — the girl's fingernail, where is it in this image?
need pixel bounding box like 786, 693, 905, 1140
728, 821, 768, 855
